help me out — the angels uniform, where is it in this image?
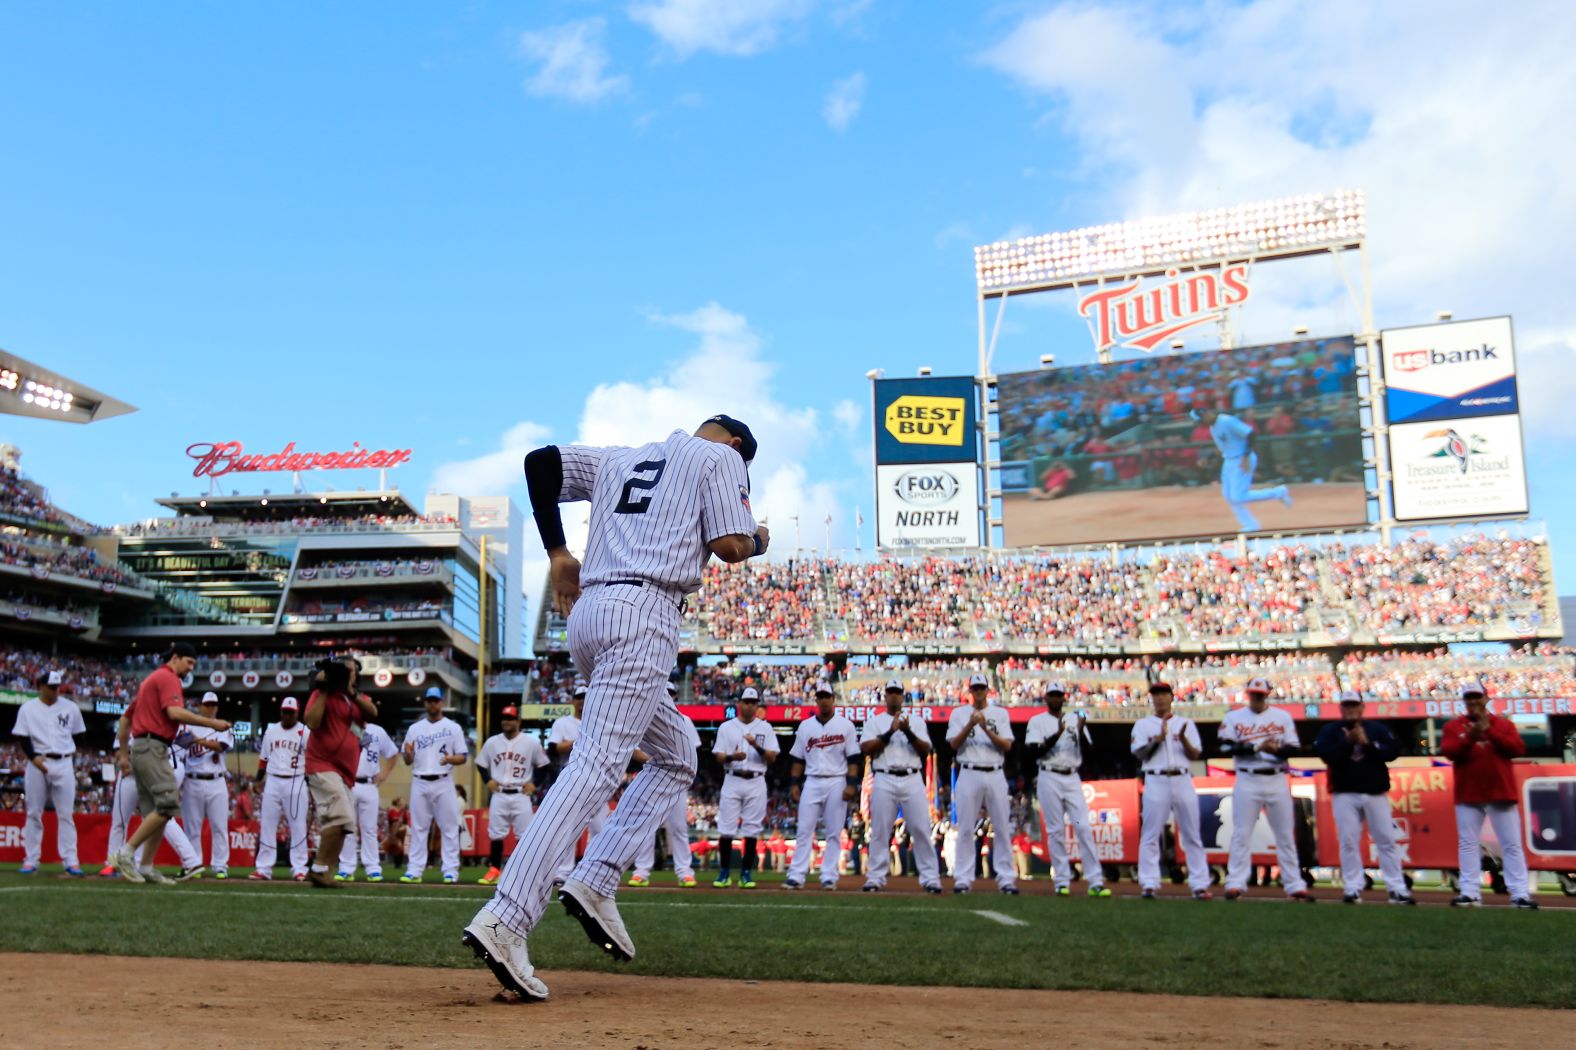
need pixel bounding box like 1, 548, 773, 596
1130, 714, 1210, 894
338, 723, 398, 879
1025, 709, 1105, 893
714, 714, 777, 837
633, 714, 701, 882
255, 720, 311, 877
1218, 701, 1307, 896
786, 712, 861, 887
860, 709, 940, 891
481, 730, 550, 844
11, 691, 86, 871
403, 714, 469, 881
181, 723, 235, 875
946, 703, 1017, 892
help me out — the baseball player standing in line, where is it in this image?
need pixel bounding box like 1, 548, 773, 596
1218, 677, 1314, 902
180, 692, 235, 879
401, 686, 469, 884
337, 716, 398, 882
785, 682, 861, 890
102, 744, 205, 880
1196, 407, 1291, 532
860, 679, 941, 894
477, 704, 549, 886
1130, 682, 1212, 900
1313, 691, 1415, 904
547, 683, 609, 886
12, 669, 86, 875
251, 696, 311, 880
1024, 683, 1109, 897
1441, 682, 1537, 909
630, 684, 699, 887
945, 673, 1018, 895
463, 415, 766, 1002
711, 685, 777, 888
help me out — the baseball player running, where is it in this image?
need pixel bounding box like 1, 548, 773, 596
1218, 677, 1313, 902
251, 696, 311, 880
547, 683, 609, 886
785, 682, 861, 890
1024, 682, 1109, 897
1130, 682, 1212, 900
630, 686, 699, 887
180, 692, 235, 879
401, 686, 469, 884
860, 679, 940, 893
1313, 690, 1414, 904
464, 414, 767, 1002
945, 673, 1018, 895
1196, 406, 1291, 532
337, 718, 398, 881
711, 685, 777, 888
12, 669, 86, 875
477, 705, 549, 886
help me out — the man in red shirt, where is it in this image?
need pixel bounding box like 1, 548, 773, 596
112, 642, 232, 884
302, 657, 379, 889
1440, 682, 1536, 909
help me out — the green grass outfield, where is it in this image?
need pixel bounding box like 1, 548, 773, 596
0, 870, 1570, 1009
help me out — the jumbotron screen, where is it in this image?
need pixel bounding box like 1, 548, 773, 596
996, 337, 1368, 546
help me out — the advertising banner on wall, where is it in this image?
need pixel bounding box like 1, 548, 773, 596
875, 462, 981, 548
872, 375, 982, 549
872, 376, 978, 465
1388, 413, 1528, 521
1381, 316, 1518, 425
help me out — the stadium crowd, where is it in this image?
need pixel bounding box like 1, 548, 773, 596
1, 537, 140, 587
0, 465, 66, 526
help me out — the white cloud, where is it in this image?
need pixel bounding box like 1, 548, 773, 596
629, 0, 815, 58
430, 420, 551, 496
822, 72, 867, 132
832, 398, 861, 433
519, 18, 629, 103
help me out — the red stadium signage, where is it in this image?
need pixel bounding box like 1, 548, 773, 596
186, 440, 414, 478
1077, 264, 1251, 354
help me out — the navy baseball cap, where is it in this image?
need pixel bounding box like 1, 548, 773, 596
703, 415, 757, 466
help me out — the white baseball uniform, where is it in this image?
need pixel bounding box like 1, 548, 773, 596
1130, 714, 1211, 893
1218, 705, 1306, 895
714, 716, 777, 836
633, 717, 700, 880
180, 724, 235, 874
480, 731, 550, 843
546, 712, 609, 884
255, 721, 311, 876
946, 704, 1017, 891
786, 713, 861, 886
1025, 710, 1104, 891
485, 431, 754, 936
107, 749, 200, 872
11, 696, 85, 869
1210, 413, 1289, 531
403, 715, 469, 880
338, 723, 398, 876
861, 710, 940, 889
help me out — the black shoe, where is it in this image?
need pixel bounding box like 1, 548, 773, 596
1342, 893, 1360, 904
1511, 897, 1540, 910
923, 884, 942, 894
952, 885, 968, 894
1000, 886, 1020, 896
1388, 893, 1417, 906
1449, 894, 1481, 908
861, 884, 880, 893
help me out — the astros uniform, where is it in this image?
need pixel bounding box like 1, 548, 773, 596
181, 723, 236, 875
714, 714, 777, 836
1130, 714, 1211, 894
946, 703, 1017, 892
480, 730, 550, 844
11, 693, 85, 871
1210, 412, 1289, 531
1219, 704, 1307, 896
255, 721, 311, 877
632, 715, 701, 881
338, 722, 398, 878
860, 709, 940, 890
1025, 710, 1105, 892
403, 714, 469, 881
786, 712, 861, 887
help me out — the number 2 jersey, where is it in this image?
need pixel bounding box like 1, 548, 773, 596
259, 722, 310, 777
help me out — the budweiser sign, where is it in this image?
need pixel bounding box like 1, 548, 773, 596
186, 441, 414, 479
1077, 265, 1250, 354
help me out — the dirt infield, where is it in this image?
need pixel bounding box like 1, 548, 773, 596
1001, 482, 1365, 546
4, 952, 1567, 1050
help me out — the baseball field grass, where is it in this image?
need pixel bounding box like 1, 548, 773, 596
1, 869, 1571, 1009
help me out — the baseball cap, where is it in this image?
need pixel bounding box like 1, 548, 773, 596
740, 686, 760, 701
280, 696, 300, 711
665, 681, 678, 697
1245, 677, 1272, 695
1045, 680, 1067, 696
573, 682, 587, 698
167, 641, 197, 660
1148, 681, 1174, 694
884, 678, 904, 693
501, 705, 520, 718
424, 686, 444, 700
41, 669, 65, 687
968, 672, 989, 688
1337, 690, 1363, 704
1461, 680, 1487, 699
814, 679, 835, 697
703, 414, 758, 466
200, 691, 219, 705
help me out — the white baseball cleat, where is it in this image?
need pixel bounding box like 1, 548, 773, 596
112, 848, 145, 884
462, 908, 549, 1002
1279, 486, 1294, 508
559, 879, 636, 961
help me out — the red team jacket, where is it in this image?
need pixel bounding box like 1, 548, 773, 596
1440, 713, 1525, 804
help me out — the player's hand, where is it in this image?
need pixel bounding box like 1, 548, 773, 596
754, 525, 770, 556
213, 719, 232, 733
843, 786, 857, 802
732, 750, 747, 762
549, 550, 582, 616
31, 756, 47, 773
1257, 739, 1280, 754
970, 711, 985, 727
116, 751, 132, 775
790, 784, 801, 803
486, 779, 500, 792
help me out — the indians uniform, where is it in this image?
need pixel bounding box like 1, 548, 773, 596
946, 699, 1017, 893
1025, 706, 1106, 894
107, 743, 202, 875
1218, 692, 1308, 898
786, 710, 861, 888
11, 681, 86, 872
714, 711, 777, 838
860, 707, 940, 891
255, 717, 311, 877
180, 719, 236, 876
632, 713, 700, 883
480, 729, 550, 845
338, 722, 398, 879
403, 713, 469, 881
1208, 411, 1290, 532
1130, 712, 1211, 895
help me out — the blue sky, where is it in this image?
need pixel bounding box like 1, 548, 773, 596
3, 2, 1573, 592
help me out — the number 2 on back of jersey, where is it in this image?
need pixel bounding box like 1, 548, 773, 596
615, 459, 667, 514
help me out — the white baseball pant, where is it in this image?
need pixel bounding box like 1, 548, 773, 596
486, 584, 691, 935
865, 771, 939, 888
1331, 791, 1406, 896
406, 776, 462, 879
1220, 452, 1287, 531
108, 775, 198, 870
181, 776, 231, 874
255, 776, 309, 876
787, 776, 848, 885
1036, 770, 1104, 890
338, 782, 385, 875
22, 756, 78, 869
1455, 801, 1530, 901
633, 790, 693, 879
488, 790, 536, 844
950, 767, 1016, 891
1224, 773, 1306, 895
717, 773, 768, 836
1138, 774, 1211, 893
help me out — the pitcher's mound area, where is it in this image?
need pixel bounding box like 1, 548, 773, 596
2, 953, 1565, 1050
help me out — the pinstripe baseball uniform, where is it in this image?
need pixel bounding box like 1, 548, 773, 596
482, 430, 757, 937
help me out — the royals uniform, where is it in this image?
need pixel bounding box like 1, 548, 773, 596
946, 704, 1017, 892
480, 731, 550, 845
338, 723, 398, 878
860, 709, 940, 891
1219, 703, 1307, 896
787, 712, 861, 887
181, 723, 236, 875
12, 694, 85, 871
403, 715, 469, 880
255, 721, 311, 877
1209, 412, 1289, 532
633, 715, 701, 881
714, 715, 777, 837
1130, 714, 1211, 894
1025, 710, 1105, 892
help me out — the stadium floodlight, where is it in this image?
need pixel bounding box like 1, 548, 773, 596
973, 189, 1366, 297
1436, 310, 1453, 321
1294, 325, 1310, 335
918, 366, 933, 376
0, 348, 136, 424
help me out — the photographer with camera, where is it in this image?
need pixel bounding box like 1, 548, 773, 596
302, 656, 379, 889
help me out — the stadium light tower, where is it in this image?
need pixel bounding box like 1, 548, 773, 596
0, 349, 136, 424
